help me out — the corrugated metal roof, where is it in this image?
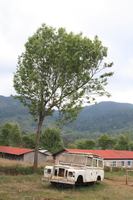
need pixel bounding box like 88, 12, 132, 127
65, 149, 133, 159
39, 150, 48, 153
0, 146, 34, 155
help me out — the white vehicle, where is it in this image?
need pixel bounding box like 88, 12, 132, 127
42, 152, 104, 186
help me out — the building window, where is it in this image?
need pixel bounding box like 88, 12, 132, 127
121, 161, 125, 167
106, 161, 110, 167
113, 161, 117, 167
128, 161, 131, 167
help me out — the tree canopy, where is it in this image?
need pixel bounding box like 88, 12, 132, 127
75, 139, 95, 149
114, 130, 131, 151
0, 122, 21, 147
13, 24, 113, 172
98, 133, 116, 150
40, 127, 63, 153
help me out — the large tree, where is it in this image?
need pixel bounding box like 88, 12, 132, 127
13, 24, 113, 172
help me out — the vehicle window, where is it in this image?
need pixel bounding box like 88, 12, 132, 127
86, 158, 92, 166
60, 154, 74, 163
73, 155, 86, 164
93, 159, 97, 167
54, 169, 57, 176
98, 160, 103, 167
59, 168, 65, 177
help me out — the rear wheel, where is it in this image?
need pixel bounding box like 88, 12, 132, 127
97, 176, 101, 182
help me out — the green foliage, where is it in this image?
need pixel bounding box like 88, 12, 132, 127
21, 132, 36, 149
10, 123, 22, 147
0, 95, 29, 118
13, 23, 113, 129
40, 127, 64, 153
12, 24, 113, 171
62, 136, 73, 148
130, 141, 133, 150
98, 133, 116, 150
0, 165, 43, 175
68, 143, 77, 149
114, 130, 131, 150
67, 101, 133, 134
67, 130, 133, 151
2, 96, 133, 139
1, 121, 133, 152
104, 166, 127, 173
75, 139, 95, 149
0, 122, 22, 147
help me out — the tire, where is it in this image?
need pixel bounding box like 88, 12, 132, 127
76, 175, 83, 186
97, 176, 101, 182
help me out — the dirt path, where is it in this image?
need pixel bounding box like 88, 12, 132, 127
103, 178, 133, 188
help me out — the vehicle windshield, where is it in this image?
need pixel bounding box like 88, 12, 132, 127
59, 154, 86, 166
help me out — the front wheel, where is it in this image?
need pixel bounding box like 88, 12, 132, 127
75, 176, 83, 186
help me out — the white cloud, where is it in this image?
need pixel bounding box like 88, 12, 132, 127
0, 0, 133, 103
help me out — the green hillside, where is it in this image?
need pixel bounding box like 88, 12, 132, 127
0, 95, 133, 140
68, 101, 133, 132
0, 95, 55, 133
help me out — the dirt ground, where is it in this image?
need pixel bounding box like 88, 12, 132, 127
103, 178, 133, 188
38, 198, 63, 200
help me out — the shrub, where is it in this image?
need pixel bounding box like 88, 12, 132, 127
0, 165, 44, 175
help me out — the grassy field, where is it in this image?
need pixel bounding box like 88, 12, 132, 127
0, 158, 53, 168
105, 169, 133, 183
0, 158, 133, 200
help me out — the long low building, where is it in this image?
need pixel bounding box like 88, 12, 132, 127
53, 148, 133, 168
0, 146, 53, 163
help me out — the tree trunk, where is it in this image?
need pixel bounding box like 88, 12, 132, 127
34, 115, 43, 173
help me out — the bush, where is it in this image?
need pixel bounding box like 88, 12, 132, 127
104, 166, 133, 172
0, 165, 44, 175
104, 166, 125, 172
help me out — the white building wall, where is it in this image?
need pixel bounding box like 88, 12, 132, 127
104, 160, 133, 168
23, 152, 47, 163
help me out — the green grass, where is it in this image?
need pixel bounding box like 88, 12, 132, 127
0, 159, 133, 200
0, 174, 133, 200
105, 170, 126, 182
105, 169, 133, 183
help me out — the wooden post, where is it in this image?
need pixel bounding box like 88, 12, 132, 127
110, 162, 113, 172
126, 170, 128, 185
126, 170, 133, 185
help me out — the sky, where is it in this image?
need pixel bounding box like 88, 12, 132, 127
0, 0, 133, 105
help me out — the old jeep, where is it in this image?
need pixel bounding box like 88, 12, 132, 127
42, 152, 104, 186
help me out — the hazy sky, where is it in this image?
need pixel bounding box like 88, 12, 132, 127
0, 0, 133, 104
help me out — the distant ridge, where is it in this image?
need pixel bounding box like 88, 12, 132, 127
67, 101, 133, 133
0, 96, 133, 139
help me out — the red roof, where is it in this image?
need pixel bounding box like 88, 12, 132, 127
65, 149, 133, 160
0, 146, 34, 155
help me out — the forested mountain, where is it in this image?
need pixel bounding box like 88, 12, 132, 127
0, 95, 55, 133
0, 95, 133, 140
68, 101, 133, 133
